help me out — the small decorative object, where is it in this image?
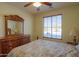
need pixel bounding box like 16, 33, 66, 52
69, 28, 78, 45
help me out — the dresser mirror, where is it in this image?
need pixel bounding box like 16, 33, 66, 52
5, 15, 24, 36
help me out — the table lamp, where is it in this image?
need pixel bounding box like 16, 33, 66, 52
69, 28, 78, 45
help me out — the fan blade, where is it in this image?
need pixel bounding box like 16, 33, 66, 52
41, 2, 52, 6
24, 2, 33, 7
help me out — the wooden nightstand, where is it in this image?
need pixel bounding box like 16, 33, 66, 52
67, 42, 78, 46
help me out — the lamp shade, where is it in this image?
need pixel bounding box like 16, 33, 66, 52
69, 28, 78, 37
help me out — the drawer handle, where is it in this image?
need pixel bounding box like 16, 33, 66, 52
9, 43, 12, 46
9, 47, 13, 49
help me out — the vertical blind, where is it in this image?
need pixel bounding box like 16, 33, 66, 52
44, 15, 62, 39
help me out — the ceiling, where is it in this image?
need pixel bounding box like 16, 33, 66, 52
5, 2, 79, 14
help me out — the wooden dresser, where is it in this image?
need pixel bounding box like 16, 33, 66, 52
0, 34, 30, 57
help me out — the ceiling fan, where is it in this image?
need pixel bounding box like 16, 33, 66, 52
24, 2, 52, 11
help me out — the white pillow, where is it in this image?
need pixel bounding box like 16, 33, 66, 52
76, 44, 79, 51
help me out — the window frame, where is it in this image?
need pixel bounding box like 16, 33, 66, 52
43, 14, 62, 40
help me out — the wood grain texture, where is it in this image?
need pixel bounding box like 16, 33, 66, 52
0, 34, 30, 57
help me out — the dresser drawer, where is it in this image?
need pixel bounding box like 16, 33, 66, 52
8, 40, 18, 47
0, 35, 30, 56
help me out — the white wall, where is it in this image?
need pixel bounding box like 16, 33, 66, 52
0, 3, 34, 40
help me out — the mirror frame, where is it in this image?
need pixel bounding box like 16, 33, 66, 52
4, 15, 24, 36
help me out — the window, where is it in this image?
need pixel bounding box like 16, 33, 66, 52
44, 15, 62, 39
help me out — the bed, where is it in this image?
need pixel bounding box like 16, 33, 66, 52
7, 39, 79, 57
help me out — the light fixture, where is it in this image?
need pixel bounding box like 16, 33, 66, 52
33, 2, 42, 7
69, 28, 78, 45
